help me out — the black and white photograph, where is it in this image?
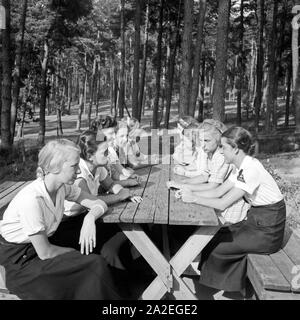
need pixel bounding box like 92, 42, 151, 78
0, 0, 300, 305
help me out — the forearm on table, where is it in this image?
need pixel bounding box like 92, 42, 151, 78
98, 193, 125, 205
192, 194, 228, 211
182, 172, 209, 182
192, 187, 245, 211
186, 182, 219, 192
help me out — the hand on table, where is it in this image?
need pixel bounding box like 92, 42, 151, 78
181, 189, 196, 203
129, 195, 143, 203
173, 165, 187, 176
130, 174, 142, 184
166, 180, 182, 190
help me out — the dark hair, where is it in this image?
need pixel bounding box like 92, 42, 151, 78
77, 130, 98, 160
222, 126, 256, 156
90, 115, 117, 131
178, 116, 199, 129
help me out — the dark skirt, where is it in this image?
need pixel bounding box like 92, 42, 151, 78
198, 199, 286, 293
0, 214, 122, 300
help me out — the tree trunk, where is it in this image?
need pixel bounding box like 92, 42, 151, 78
138, 0, 149, 121
179, 0, 193, 116
292, 0, 300, 133
285, 56, 292, 127
152, 0, 164, 128
132, 0, 141, 119
37, 40, 49, 146
118, 0, 126, 119
236, 0, 244, 126
212, 0, 231, 122
56, 106, 63, 136
254, 0, 264, 132
83, 72, 88, 115
249, 38, 256, 106
76, 78, 84, 131
113, 62, 118, 118
1, 0, 12, 151
292, 4, 299, 89
11, 0, 28, 143
265, 1, 278, 132
189, 0, 206, 116
67, 76, 72, 113
96, 64, 101, 117
293, 64, 300, 133
88, 57, 97, 128
273, 4, 286, 129
198, 58, 205, 122
164, 0, 182, 128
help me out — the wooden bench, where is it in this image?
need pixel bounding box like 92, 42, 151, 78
0, 180, 31, 295
247, 226, 300, 300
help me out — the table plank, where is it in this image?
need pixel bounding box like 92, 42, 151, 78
119, 167, 152, 223
0, 181, 28, 200
100, 166, 149, 224
102, 167, 150, 223
282, 231, 300, 267
133, 162, 170, 224
0, 181, 19, 193
168, 159, 219, 226
270, 250, 300, 293
247, 254, 291, 292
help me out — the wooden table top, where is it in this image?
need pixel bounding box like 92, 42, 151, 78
102, 156, 219, 226
0, 132, 219, 226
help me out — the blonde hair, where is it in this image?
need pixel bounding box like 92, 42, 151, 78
198, 119, 227, 143
37, 139, 80, 178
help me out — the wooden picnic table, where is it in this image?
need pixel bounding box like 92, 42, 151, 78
0, 131, 221, 299
102, 151, 220, 300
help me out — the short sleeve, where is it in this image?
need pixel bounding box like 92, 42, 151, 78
98, 167, 108, 182
19, 197, 46, 236
234, 166, 260, 194
65, 184, 81, 202
208, 154, 230, 184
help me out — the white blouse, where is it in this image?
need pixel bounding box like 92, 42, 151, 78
64, 158, 108, 217
1, 178, 81, 243
229, 155, 283, 206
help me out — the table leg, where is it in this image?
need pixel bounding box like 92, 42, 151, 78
142, 226, 220, 300
119, 223, 173, 298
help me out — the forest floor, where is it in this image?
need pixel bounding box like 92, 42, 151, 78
0, 99, 299, 300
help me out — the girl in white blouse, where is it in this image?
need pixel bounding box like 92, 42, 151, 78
0, 139, 121, 300
179, 126, 286, 298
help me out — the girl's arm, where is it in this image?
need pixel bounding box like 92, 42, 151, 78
179, 174, 209, 185
184, 181, 220, 192
182, 186, 246, 211
29, 232, 75, 260
196, 178, 234, 198
76, 178, 130, 206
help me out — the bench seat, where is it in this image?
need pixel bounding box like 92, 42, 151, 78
247, 228, 300, 300
0, 180, 31, 297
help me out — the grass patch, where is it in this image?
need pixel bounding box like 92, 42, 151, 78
0, 143, 39, 182
261, 159, 300, 229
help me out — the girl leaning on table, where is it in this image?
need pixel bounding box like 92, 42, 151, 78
176, 126, 286, 297
63, 130, 142, 270
169, 120, 250, 225
97, 116, 142, 187
172, 115, 200, 166
119, 116, 159, 169
0, 139, 122, 300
